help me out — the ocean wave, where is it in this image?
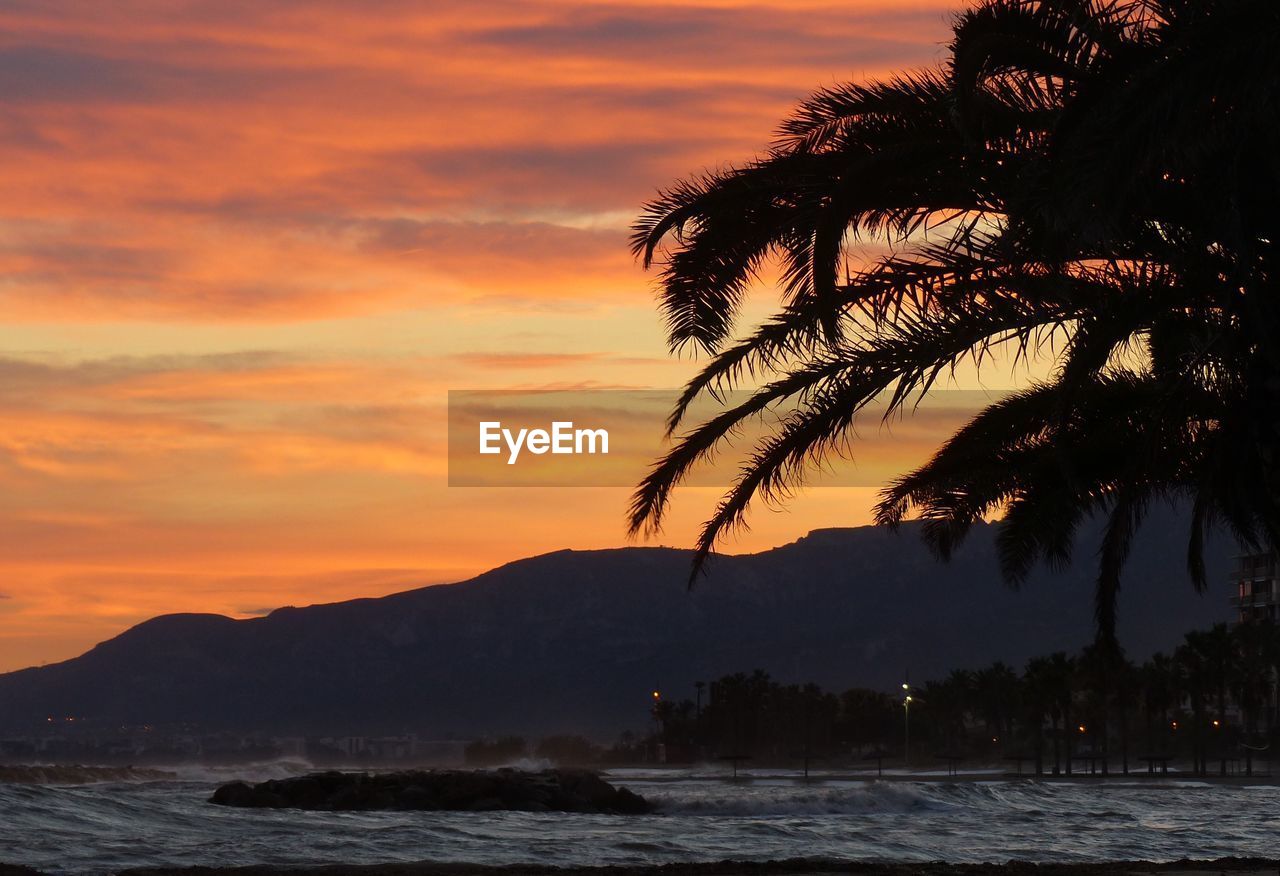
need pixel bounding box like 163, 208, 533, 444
3, 774, 1280, 874
649, 780, 958, 816
166, 759, 317, 784
0, 764, 176, 785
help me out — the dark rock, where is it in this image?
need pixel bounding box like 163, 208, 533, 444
209, 768, 652, 814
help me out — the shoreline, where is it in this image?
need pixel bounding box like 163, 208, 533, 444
1, 857, 1277, 876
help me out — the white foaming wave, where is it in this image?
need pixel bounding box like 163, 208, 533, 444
499, 756, 554, 771
167, 759, 318, 783
648, 780, 960, 816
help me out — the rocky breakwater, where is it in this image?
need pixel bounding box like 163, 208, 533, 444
210, 768, 651, 814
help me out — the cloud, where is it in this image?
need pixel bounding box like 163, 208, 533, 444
476, 6, 946, 72
453, 352, 602, 369
0, 0, 955, 321
0, 46, 156, 104
0, 215, 637, 321
0, 0, 964, 671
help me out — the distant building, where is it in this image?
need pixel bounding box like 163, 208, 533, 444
1231, 552, 1280, 623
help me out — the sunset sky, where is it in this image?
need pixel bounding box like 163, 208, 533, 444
0, 0, 1005, 670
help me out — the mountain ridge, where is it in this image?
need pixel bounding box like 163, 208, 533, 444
0, 514, 1237, 736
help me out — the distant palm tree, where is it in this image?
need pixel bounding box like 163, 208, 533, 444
923, 670, 973, 754
1022, 656, 1060, 774
1034, 652, 1075, 775
630, 0, 1280, 643
1230, 622, 1275, 740
1111, 655, 1140, 774
1174, 633, 1214, 775
1140, 652, 1178, 755
1194, 625, 1238, 775
973, 661, 1020, 744
1076, 642, 1126, 773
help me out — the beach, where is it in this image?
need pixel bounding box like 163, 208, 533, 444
3, 857, 1279, 876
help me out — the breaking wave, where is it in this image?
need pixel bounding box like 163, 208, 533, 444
650, 780, 956, 816
1, 772, 1279, 874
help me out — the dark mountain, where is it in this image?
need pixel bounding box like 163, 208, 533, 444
0, 511, 1238, 737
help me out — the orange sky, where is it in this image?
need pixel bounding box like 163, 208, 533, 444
0, 0, 1000, 670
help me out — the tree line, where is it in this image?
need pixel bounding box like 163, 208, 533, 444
648, 622, 1280, 776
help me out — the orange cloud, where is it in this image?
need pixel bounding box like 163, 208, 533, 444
0, 1, 953, 321
0, 0, 962, 669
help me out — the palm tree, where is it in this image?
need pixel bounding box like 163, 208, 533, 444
629, 0, 1280, 644
1070, 645, 1138, 775
1022, 657, 1059, 774
1230, 622, 1274, 737
1140, 653, 1178, 756
973, 661, 1020, 745
1111, 655, 1140, 775
1038, 652, 1076, 775
1230, 621, 1276, 774
1074, 644, 1105, 770
922, 670, 973, 754
1174, 634, 1213, 775
1194, 624, 1238, 775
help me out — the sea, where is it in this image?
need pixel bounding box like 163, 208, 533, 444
2, 763, 1277, 874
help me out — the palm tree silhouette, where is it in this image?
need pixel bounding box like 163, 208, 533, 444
1140, 653, 1178, 758
1022, 657, 1058, 775
629, 0, 1280, 643
1230, 621, 1276, 773
1174, 633, 1214, 775
973, 661, 1019, 746
922, 671, 972, 756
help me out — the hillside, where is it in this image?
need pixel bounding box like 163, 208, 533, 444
0, 512, 1237, 736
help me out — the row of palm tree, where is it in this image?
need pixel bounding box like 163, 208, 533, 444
628, 0, 1280, 644
653, 622, 1280, 774
928, 621, 1280, 775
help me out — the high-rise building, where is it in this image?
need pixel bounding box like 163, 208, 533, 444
1231, 552, 1280, 623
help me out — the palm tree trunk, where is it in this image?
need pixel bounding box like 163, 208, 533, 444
1064, 704, 1073, 776
1194, 703, 1206, 776
1218, 688, 1228, 777
1051, 717, 1061, 776
1124, 712, 1131, 774
1034, 715, 1044, 776
1100, 703, 1110, 776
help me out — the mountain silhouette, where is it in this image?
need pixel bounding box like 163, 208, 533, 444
0, 511, 1236, 736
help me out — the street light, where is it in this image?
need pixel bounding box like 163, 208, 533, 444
902, 681, 913, 767
650, 687, 664, 764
